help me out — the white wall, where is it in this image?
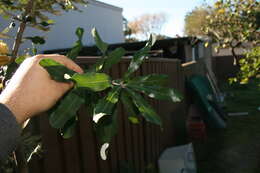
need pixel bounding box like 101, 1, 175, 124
0, 0, 124, 53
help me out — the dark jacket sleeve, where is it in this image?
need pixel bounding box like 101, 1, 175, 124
0, 103, 21, 161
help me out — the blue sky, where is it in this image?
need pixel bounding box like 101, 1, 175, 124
100, 0, 215, 37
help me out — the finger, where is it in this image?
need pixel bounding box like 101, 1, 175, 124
53, 56, 84, 74
36, 54, 84, 74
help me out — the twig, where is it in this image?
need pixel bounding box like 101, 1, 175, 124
11, 0, 34, 58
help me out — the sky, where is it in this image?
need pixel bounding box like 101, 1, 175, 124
100, 0, 215, 37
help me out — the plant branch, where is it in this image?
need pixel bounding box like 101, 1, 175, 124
230, 40, 242, 66
231, 47, 239, 66
11, 0, 34, 59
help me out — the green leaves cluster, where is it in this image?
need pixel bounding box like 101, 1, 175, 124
230, 46, 260, 84
184, 6, 210, 37
40, 27, 183, 158
197, 0, 260, 84
202, 0, 259, 57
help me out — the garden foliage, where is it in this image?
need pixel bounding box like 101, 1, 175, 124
39, 27, 183, 158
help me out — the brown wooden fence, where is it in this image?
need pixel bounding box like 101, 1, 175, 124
212, 56, 243, 81
28, 57, 207, 173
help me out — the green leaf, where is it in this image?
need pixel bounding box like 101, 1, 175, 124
40, 20, 55, 27
5, 62, 18, 82
15, 56, 27, 64
25, 36, 45, 45
66, 27, 84, 60
129, 74, 169, 86
120, 91, 140, 124
124, 34, 156, 79
71, 72, 111, 91
1, 25, 11, 34
76, 27, 84, 40
39, 58, 75, 82
49, 89, 85, 129
95, 112, 117, 143
103, 48, 126, 70
126, 88, 162, 126
93, 86, 121, 123
128, 84, 183, 102
91, 28, 108, 54
89, 47, 125, 73
67, 41, 83, 60
89, 58, 106, 72
60, 117, 77, 139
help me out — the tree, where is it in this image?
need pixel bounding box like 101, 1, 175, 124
184, 6, 210, 37
123, 17, 139, 42
202, 0, 260, 64
230, 46, 260, 84
128, 13, 167, 40
0, 0, 87, 57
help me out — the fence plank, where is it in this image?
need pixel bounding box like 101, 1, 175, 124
40, 115, 65, 173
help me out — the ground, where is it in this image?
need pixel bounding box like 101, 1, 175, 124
194, 79, 260, 173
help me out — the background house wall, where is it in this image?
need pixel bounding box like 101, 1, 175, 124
0, 0, 124, 53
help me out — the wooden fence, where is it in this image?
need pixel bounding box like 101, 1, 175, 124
28, 57, 207, 173
212, 56, 242, 81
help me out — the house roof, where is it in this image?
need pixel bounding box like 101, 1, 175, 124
44, 37, 198, 60
88, 0, 123, 12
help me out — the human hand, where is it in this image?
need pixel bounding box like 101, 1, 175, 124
0, 54, 83, 124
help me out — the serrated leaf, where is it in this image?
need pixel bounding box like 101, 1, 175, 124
128, 84, 183, 102
95, 112, 117, 144
71, 72, 111, 91
129, 74, 169, 86
93, 86, 121, 123
49, 89, 85, 129
126, 88, 162, 126
60, 116, 77, 139
124, 35, 156, 79
103, 48, 126, 70
120, 91, 140, 124
91, 28, 108, 54
39, 58, 75, 82
67, 27, 84, 60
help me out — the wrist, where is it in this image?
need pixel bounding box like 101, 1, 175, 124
0, 95, 28, 124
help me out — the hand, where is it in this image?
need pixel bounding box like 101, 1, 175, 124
0, 54, 83, 124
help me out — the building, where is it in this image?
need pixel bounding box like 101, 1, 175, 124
0, 0, 124, 53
